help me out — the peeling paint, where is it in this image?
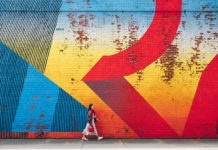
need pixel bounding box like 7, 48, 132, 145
160, 45, 179, 83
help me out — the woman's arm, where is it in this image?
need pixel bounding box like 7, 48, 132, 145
88, 110, 93, 124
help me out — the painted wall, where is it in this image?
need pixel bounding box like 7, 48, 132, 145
0, 0, 217, 138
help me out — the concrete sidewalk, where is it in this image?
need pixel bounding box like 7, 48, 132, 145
0, 139, 218, 150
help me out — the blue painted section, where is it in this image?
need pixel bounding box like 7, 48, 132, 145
61, 0, 155, 12
0, 42, 87, 132
1, 0, 216, 12
182, 0, 218, 11
51, 89, 87, 132
60, 0, 217, 11
0, 42, 28, 132
12, 65, 59, 132
0, 4, 62, 72
0, 0, 62, 11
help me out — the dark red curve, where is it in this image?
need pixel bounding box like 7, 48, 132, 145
83, 0, 182, 81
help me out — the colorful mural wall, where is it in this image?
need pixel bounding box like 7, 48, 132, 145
0, 0, 217, 138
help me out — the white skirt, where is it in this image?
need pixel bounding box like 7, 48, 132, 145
82, 120, 98, 136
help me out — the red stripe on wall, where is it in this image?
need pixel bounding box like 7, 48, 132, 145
85, 77, 179, 138
28, 132, 82, 139
183, 55, 218, 138
83, 0, 182, 81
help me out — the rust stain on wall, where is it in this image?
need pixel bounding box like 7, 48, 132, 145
74, 30, 90, 50
194, 13, 201, 20
35, 132, 48, 138
30, 105, 36, 109
25, 120, 33, 130
32, 96, 38, 99
0, 105, 7, 109
47, 96, 51, 99
188, 33, 204, 75
68, 13, 96, 50
66, 0, 73, 3
205, 11, 215, 23
112, 14, 139, 53
40, 114, 45, 119
128, 51, 138, 64
112, 14, 123, 52
136, 70, 144, 82
194, 34, 203, 48
213, 32, 218, 38
181, 21, 186, 29
159, 44, 179, 83
25, 124, 32, 130
36, 124, 48, 131
128, 15, 139, 47
0, 133, 28, 139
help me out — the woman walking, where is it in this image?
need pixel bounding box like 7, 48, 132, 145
82, 104, 103, 140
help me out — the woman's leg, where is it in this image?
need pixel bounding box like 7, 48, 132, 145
82, 134, 88, 140
82, 123, 89, 140
92, 122, 103, 140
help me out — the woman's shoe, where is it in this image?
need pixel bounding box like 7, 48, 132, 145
82, 137, 88, 141
97, 136, 103, 140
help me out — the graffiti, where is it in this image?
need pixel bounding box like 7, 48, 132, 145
0, 0, 217, 138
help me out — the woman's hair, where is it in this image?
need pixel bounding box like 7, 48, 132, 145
88, 104, 93, 110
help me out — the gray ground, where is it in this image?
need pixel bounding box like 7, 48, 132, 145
0, 139, 218, 150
